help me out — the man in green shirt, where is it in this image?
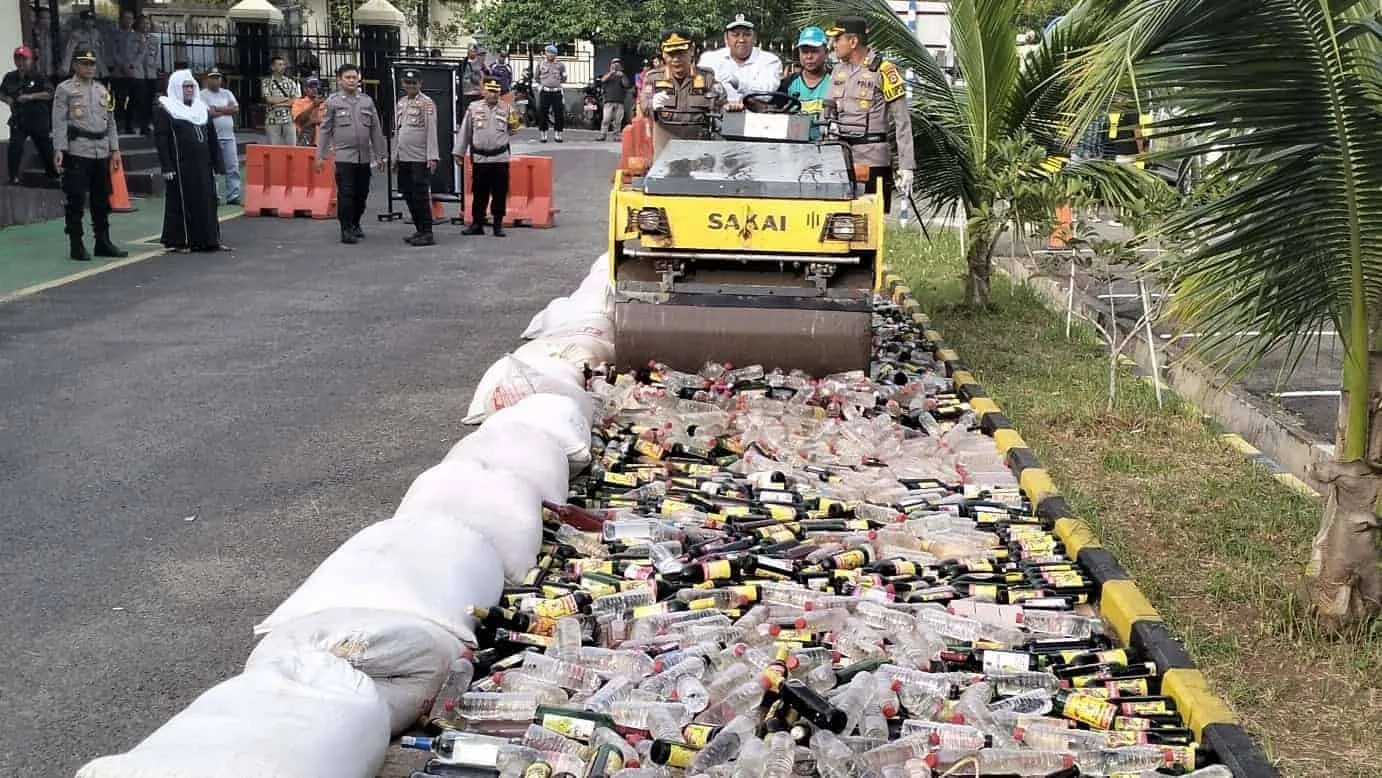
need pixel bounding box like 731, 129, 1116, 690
780, 26, 831, 140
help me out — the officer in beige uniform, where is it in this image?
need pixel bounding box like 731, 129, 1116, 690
52, 49, 126, 262
822, 17, 914, 213
392, 68, 439, 246
316, 62, 386, 244
638, 29, 723, 157
456, 78, 518, 237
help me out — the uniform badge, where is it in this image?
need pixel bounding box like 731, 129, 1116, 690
71, 102, 85, 119
879, 61, 905, 102
693, 76, 704, 89
858, 99, 870, 109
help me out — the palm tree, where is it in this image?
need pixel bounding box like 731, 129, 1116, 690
800, 0, 1155, 308
1067, 0, 1382, 629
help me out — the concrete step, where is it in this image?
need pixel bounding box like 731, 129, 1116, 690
0, 181, 67, 226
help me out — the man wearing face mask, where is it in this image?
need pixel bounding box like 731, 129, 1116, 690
697, 14, 780, 112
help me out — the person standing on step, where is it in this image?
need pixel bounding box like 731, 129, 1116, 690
132, 15, 159, 136
51, 49, 126, 262
155, 69, 224, 252
535, 44, 565, 143
110, 10, 139, 134
456, 77, 518, 237
63, 11, 107, 81
261, 55, 299, 146
392, 68, 439, 247
315, 62, 385, 245
458, 44, 485, 116
597, 58, 630, 141
2, 46, 60, 185
199, 67, 240, 205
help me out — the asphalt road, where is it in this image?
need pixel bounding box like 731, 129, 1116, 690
0, 141, 618, 776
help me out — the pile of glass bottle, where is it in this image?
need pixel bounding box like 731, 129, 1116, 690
401, 300, 1232, 778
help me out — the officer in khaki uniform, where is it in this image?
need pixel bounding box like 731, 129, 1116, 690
822, 17, 915, 213
392, 68, 440, 246
456, 77, 519, 237
52, 49, 126, 262
638, 29, 724, 157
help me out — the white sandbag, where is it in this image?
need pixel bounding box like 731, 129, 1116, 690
76, 651, 389, 778
253, 514, 504, 643
485, 392, 594, 475
514, 333, 615, 370
443, 423, 570, 504
246, 608, 463, 735
574, 254, 611, 299
463, 353, 588, 425
394, 459, 544, 581
522, 298, 612, 342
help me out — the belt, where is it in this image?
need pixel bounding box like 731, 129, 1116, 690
541, 87, 563, 93
67, 124, 108, 141
841, 133, 887, 145
472, 145, 510, 158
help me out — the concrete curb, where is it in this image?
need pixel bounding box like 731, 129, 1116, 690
993, 254, 1327, 499
881, 270, 1281, 777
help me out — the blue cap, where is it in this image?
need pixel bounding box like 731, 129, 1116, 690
544, 44, 558, 54
796, 26, 827, 48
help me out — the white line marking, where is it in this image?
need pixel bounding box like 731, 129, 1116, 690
1159, 330, 1337, 340
1269, 390, 1340, 398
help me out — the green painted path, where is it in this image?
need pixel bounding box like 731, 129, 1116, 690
0, 197, 243, 302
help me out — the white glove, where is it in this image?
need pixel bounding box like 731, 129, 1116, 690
162, 171, 175, 181
895, 169, 913, 197
651, 92, 672, 112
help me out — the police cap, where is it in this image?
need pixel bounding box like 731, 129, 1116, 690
73, 49, 97, 63
482, 77, 501, 92
660, 29, 693, 53
826, 17, 868, 38
401, 68, 421, 82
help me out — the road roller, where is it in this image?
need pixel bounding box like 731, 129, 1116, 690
608, 94, 887, 376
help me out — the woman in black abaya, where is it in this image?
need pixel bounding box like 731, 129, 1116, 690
154, 70, 226, 252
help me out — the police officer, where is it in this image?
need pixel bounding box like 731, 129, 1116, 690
1, 46, 59, 184
316, 62, 387, 245
63, 10, 107, 80
51, 49, 126, 262
638, 29, 723, 157
822, 17, 914, 213
392, 68, 439, 246
456, 77, 518, 237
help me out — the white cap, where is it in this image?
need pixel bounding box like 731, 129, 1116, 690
726, 13, 754, 30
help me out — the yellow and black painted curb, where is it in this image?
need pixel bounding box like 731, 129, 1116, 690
881, 273, 1280, 778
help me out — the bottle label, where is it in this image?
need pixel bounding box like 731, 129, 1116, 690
765, 504, 797, 521
683, 723, 720, 747
1119, 698, 1168, 715
534, 594, 580, 619
541, 712, 597, 741
1061, 693, 1116, 729
660, 741, 698, 768
982, 650, 1031, 674
704, 560, 734, 580
603, 471, 639, 487
832, 549, 867, 570
891, 560, 917, 576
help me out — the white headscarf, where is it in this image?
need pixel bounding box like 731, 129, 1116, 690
158, 69, 209, 124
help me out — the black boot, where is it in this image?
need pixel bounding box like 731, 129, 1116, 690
93, 231, 128, 258
341, 227, 358, 244
409, 232, 436, 246
461, 223, 485, 235
69, 234, 91, 261
492, 224, 507, 237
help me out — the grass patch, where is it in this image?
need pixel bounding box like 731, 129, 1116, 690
889, 228, 1382, 777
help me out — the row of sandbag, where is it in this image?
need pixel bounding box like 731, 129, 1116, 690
76, 257, 612, 778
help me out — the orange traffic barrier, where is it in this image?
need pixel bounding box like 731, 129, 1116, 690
620, 117, 653, 176
430, 196, 446, 223
243, 144, 335, 219
108, 155, 135, 213
460, 155, 557, 228
1049, 203, 1073, 248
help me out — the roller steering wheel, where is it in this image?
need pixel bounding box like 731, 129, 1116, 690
740, 91, 801, 115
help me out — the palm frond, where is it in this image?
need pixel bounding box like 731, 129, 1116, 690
950, 0, 1021, 167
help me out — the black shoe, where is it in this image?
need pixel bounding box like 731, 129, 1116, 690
493, 225, 507, 237
410, 232, 436, 246
70, 238, 91, 261
93, 235, 128, 258
461, 223, 485, 235
341, 229, 359, 244
351, 224, 365, 239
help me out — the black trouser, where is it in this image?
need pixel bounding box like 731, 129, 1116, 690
62, 154, 112, 237
866, 166, 895, 213
135, 79, 156, 131
470, 161, 509, 226
334, 161, 372, 230
8, 120, 58, 180
112, 77, 134, 131
537, 90, 564, 133
396, 160, 433, 234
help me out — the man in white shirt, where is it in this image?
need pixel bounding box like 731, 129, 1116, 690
199, 68, 240, 204
697, 14, 782, 112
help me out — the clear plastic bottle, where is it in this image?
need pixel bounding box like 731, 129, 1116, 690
874, 665, 956, 698
582, 675, 636, 713
1075, 746, 1172, 776
495, 670, 570, 705
601, 518, 683, 543
1017, 609, 1099, 638
639, 655, 707, 695
931, 747, 1076, 775
695, 679, 765, 726
860, 709, 890, 740
1014, 719, 1108, 751
672, 674, 710, 713
523, 650, 603, 693
457, 692, 541, 721
859, 734, 931, 769
898, 720, 987, 750
564, 646, 656, 678
648, 541, 685, 575
985, 670, 1062, 695
829, 671, 878, 735
760, 731, 796, 778
427, 656, 475, 728
986, 688, 1053, 716
610, 700, 690, 732
521, 724, 592, 760
592, 588, 659, 617
399, 730, 512, 764
687, 711, 761, 774
591, 727, 641, 769
551, 616, 584, 654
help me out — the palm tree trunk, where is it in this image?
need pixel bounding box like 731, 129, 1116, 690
1306, 349, 1382, 631
963, 217, 999, 309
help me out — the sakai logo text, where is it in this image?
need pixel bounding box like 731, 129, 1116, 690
706, 213, 787, 231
